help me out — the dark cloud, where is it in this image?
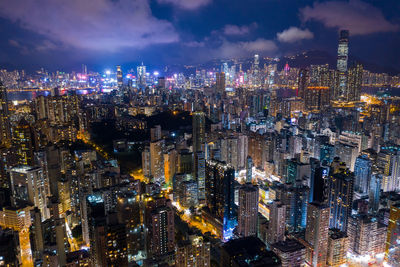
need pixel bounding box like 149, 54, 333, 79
157, 0, 211, 10
0, 0, 179, 51
300, 0, 399, 35
277, 27, 314, 43
211, 38, 277, 59
223, 23, 258, 36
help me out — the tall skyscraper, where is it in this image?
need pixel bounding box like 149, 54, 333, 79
193, 112, 206, 202
328, 167, 354, 232
246, 156, 253, 183
116, 65, 123, 88
305, 202, 330, 267
237, 183, 258, 237
192, 111, 205, 153
336, 30, 349, 100
13, 118, 36, 166
266, 201, 286, 245
0, 82, 11, 145
86, 195, 107, 266
150, 125, 162, 142
205, 160, 236, 241
193, 151, 205, 202
215, 72, 226, 94
150, 139, 164, 181
297, 68, 308, 99
326, 229, 349, 267
368, 172, 382, 213
137, 62, 146, 89
354, 154, 372, 198
303, 64, 331, 111
10, 166, 50, 219
309, 159, 328, 204
145, 197, 175, 259
347, 63, 363, 102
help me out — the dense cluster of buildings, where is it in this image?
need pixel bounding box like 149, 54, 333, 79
0, 30, 400, 267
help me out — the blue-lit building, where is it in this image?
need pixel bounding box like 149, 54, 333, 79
246, 156, 253, 183
205, 160, 237, 241
309, 158, 329, 203
328, 167, 354, 232
279, 184, 309, 233
369, 172, 382, 213
354, 155, 372, 198
320, 144, 335, 165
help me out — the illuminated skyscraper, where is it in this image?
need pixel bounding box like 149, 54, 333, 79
137, 62, 146, 89
215, 72, 225, 94
193, 111, 206, 202
150, 139, 164, 181
305, 202, 330, 267
253, 54, 260, 73
336, 30, 349, 100
368, 172, 382, 214
9, 166, 50, 219
328, 166, 354, 232
354, 154, 372, 198
205, 160, 236, 241
246, 156, 253, 183
0, 82, 11, 145
192, 111, 205, 153
238, 183, 258, 237
13, 118, 35, 166
266, 201, 286, 245
116, 65, 123, 88
145, 197, 175, 259
347, 63, 363, 102
297, 68, 308, 98
327, 229, 349, 267
298, 65, 331, 111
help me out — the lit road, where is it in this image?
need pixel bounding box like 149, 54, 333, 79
171, 201, 218, 237
77, 131, 110, 159
19, 229, 33, 267
130, 168, 148, 183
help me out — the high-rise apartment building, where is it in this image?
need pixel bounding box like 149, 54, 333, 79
328, 166, 354, 232
237, 183, 258, 237
116, 65, 123, 88
327, 229, 349, 267
13, 118, 36, 166
215, 72, 226, 94
354, 154, 372, 198
266, 201, 286, 245
0, 82, 11, 145
305, 202, 330, 267
205, 160, 236, 241
10, 166, 50, 219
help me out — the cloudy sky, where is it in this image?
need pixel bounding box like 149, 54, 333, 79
0, 0, 399, 71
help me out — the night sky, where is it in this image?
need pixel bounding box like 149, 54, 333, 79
0, 0, 399, 72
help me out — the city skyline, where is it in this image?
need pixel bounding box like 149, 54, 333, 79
2, 1, 400, 267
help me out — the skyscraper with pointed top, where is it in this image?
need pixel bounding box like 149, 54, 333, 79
335, 30, 349, 101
